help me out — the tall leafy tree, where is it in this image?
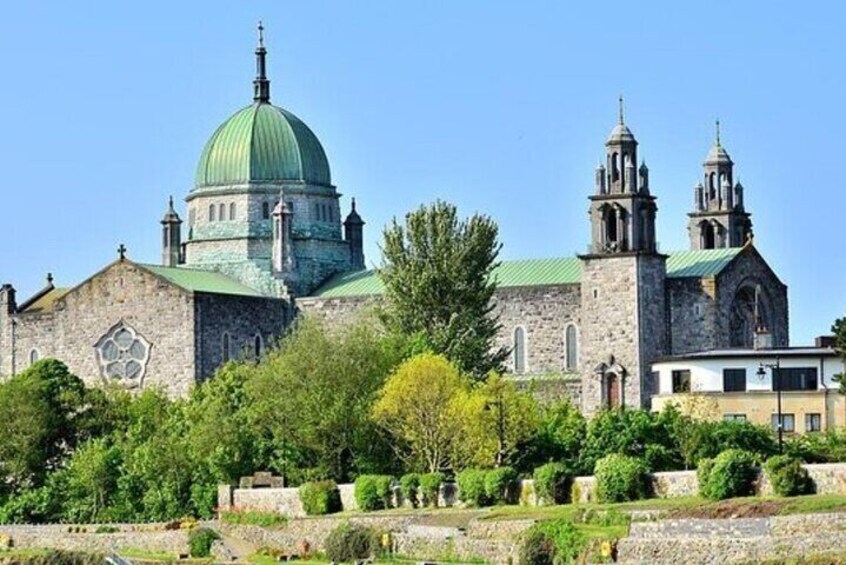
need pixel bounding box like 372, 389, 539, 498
379, 200, 507, 378
832, 316, 846, 391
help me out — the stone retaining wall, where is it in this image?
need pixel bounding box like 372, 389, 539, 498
0, 524, 188, 554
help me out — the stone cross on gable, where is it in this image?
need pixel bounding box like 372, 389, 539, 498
118, 244, 127, 260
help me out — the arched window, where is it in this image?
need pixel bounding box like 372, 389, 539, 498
611, 152, 620, 183
218, 203, 225, 222
222, 333, 231, 363
315, 203, 320, 220
702, 222, 715, 249
513, 327, 526, 374
209, 204, 215, 222
229, 203, 236, 221
262, 202, 270, 220
565, 324, 578, 371
254, 334, 263, 358
29, 349, 40, 365
606, 207, 618, 243
709, 172, 717, 198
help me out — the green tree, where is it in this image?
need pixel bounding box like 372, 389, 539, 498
831, 317, 846, 395
63, 438, 123, 523
516, 400, 587, 473
247, 316, 406, 483
379, 200, 507, 378
372, 353, 469, 472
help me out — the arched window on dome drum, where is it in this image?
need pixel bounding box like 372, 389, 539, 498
218, 204, 225, 222
262, 202, 270, 220
513, 327, 526, 374
209, 205, 215, 222
29, 349, 39, 365
254, 334, 263, 359
222, 333, 231, 363
229, 203, 236, 221
565, 325, 578, 372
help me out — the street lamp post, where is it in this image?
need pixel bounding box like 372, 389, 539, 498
757, 356, 783, 453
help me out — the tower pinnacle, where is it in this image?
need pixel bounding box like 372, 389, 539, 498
253, 21, 271, 103
618, 95, 625, 125
715, 118, 721, 146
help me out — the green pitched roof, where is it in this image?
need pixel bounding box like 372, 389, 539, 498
194, 102, 331, 188
310, 248, 744, 298
141, 264, 266, 298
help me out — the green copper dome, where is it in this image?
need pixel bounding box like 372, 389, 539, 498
194, 102, 332, 189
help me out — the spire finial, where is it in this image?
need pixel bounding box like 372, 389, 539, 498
168, 195, 175, 212
253, 22, 271, 103
618, 95, 625, 125
715, 118, 721, 146
46, 273, 53, 286
351, 197, 357, 212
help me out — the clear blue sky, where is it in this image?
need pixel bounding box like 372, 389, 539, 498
1, 1, 843, 344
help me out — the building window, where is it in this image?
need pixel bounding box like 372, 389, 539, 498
693, 304, 701, 317
209, 204, 215, 222
775, 367, 818, 391
672, 370, 691, 393
805, 413, 822, 432
315, 203, 321, 220
254, 334, 263, 358
262, 202, 270, 219
723, 414, 747, 422
650, 371, 660, 395
229, 203, 236, 221
772, 413, 796, 433
565, 324, 578, 371
29, 349, 40, 365
218, 203, 225, 222
94, 322, 151, 389
513, 327, 526, 374
723, 368, 747, 392
222, 333, 231, 363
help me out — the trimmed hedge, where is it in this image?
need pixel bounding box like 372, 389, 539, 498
298, 480, 342, 515
354, 475, 395, 511
764, 455, 814, 497
533, 462, 571, 505
698, 449, 758, 500
399, 473, 420, 507
594, 454, 650, 503
324, 522, 381, 562
457, 469, 490, 507
484, 467, 517, 504
419, 472, 444, 507
519, 519, 585, 565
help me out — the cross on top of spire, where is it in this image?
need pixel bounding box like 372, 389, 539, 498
258, 20, 265, 48
253, 22, 271, 103
715, 118, 721, 146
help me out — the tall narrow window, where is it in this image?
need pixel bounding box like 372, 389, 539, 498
209, 204, 215, 222
222, 333, 231, 363
262, 202, 270, 220
254, 334, 263, 358
315, 203, 320, 220
513, 327, 526, 374
218, 203, 225, 222
29, 349, 39, 365
565, 324, 578, 371
229, 203, 236, 221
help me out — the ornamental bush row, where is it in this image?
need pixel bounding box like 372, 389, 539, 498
698, 450, 815, 500
457, 467, 518, 507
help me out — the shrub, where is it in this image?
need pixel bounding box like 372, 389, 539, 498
484, 467, 517, 505
399, 473, 420, 507
594, 454, 650, 503
698, 449, 758, 500
354, 475, 395, 511
519, 519, 585, 565
533, 462, 571, 505
299, 480, 342, 516
188, 527, 220, 558
764, 455, 814, 497
457, 469, 490, 507
419, 472, 444, 507
94, 525, 119, 534
324, 522, 380, 562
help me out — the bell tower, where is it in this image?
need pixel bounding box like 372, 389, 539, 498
588, 97, 657, 255
579, 99, 667, 414
688, 121, 752, 249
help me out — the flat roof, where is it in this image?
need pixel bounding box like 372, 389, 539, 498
654, 347, 838, 363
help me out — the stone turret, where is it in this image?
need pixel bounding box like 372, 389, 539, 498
272, 196, 295, 277
161, 196, 182, 267
688, 120, 753, 249
344, 199, 365, 270
0, 284, 16, 376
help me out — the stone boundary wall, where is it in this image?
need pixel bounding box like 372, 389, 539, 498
221, 463, 846, 516
0, 524, 188, 554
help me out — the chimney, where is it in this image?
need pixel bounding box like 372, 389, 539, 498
754, 327, 773, 351
815, 335, 836, 348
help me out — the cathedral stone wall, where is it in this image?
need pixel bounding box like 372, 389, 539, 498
636, 255, 668, 401
5, 261, 198, 397
493, 285, 581, 375
668, 277, 719, 355
296, 294, 381, 326
194, 293, 289, 381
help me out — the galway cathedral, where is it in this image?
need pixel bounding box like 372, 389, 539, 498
0, 29, 788, 412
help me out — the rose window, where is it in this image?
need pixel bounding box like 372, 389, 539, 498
95, 322, 151, 388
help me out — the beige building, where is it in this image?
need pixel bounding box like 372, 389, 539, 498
651, 343, 845, 433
